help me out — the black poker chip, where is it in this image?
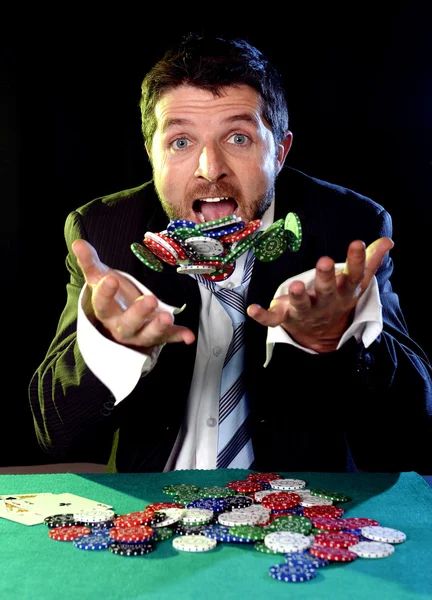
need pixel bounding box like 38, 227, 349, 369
44, 514, 76, 528
109, 541, 156, 556
173, 523, 207, 536
224, 496, 254, 510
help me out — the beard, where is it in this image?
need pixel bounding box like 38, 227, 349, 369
154, 177, 277, 224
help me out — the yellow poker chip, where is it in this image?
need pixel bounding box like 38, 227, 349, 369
284, 212, 302, 252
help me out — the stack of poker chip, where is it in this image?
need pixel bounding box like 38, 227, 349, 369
130, 212, 302, 282
43, 473, 407, 583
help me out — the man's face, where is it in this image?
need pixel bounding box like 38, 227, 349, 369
147, 84, 292, 224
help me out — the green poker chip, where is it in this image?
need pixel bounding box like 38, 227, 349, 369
284, 212, 302, 252
254, 540, 284, 554
130, 242, 164, 272
196, 215, 241, 231
171, 227, 204, 240
266, 515, 312, 535
162, 484, 200, 496
173, 493, 202, 505
229, 525, 266, 542
220, 234, 258, 265
154, 526, 175, 542
309, 489, 351, 503
198, 486, 236, 499
253, 229, 287, 262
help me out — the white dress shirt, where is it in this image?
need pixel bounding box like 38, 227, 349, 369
77, 202, 383, 471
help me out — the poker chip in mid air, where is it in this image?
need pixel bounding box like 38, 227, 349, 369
131, 212, 302, 279
284, 211, 302, 252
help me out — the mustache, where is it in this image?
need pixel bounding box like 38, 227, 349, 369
185, 182, 241, 203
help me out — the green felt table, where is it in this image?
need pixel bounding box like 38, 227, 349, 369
0, 469, 431, 600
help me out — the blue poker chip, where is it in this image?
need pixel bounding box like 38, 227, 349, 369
89, 520, 115, 530
203, 524, 245, 543
343, 528, 368, 541
285, 550, 330, 569
167, 219, 198, 232
205, 222, 245, 238
187, 498, 227, 512
272, 507, 304, 516
73, 534, 113, 550
269, 563, 317, 583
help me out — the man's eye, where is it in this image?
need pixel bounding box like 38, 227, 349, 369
228, 133, 250, 145
171, 138, 190, 150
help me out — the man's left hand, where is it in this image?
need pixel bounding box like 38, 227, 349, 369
246, 237, 394, 353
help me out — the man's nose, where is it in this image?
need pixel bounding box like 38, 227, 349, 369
194, 145, 227, 182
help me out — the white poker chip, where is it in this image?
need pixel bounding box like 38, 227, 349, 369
173, 535, 217, 552
181, 508, 214, 524
264, 531, 312, 553
73, 508, 115, 522
253, 490, 283, 503
270, 479, 307, 491
349, 541, 395, 558
300, 496, 333, 507
233, 505, 270, 524
177, 264, 217, 274
144, 231, 180, 260
183, 236, 225, 256
152, 507, 185, 528
218, 511, 260, 527
360, 526, 407, 544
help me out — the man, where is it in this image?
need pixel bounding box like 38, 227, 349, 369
29, 33, 431, 474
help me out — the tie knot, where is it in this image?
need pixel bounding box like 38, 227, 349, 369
214, 287, 246, 325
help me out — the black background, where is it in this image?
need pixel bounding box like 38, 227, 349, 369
2, 2, 431, 466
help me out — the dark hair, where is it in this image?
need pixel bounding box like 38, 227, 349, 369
139, 33, 289, 148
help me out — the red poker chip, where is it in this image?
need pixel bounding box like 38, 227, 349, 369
303, 506, 345, 518
309, 517, 345, 531
226, 480, 263, 494
158, 233, 188, 261
261, 492, 301, 510
143, 238, 178, 265
341, 517, 380, 529
313, 532, 360, 548
113, 516, 144, 528
48, 525, 91, 541
310, 545, 358, 562
202, 264, 235, 281
109, 525, 155, 542
246, 472, 282, 483
219, 219, 262, 243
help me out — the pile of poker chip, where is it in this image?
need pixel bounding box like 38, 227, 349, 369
130, 212, 302, 282
43, 473, 407, 583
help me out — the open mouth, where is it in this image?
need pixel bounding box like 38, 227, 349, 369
193, 197, 238, 223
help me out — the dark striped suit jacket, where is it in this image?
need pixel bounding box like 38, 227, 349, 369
29, 167, 432, 473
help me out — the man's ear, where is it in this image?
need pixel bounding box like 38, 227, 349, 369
276, 131, 293, 173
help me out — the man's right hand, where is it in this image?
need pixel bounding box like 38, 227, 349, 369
72, 240, 196, 352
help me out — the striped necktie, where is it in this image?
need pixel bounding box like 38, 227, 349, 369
197, 249, 255, 469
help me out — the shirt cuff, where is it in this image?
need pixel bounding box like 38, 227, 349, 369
77, 270, 185, 405
264, 263, 383, 367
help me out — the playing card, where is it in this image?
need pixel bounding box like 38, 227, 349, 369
40, 493, 113, 514
0, 493, 54, 526
0, 492, 113, 524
